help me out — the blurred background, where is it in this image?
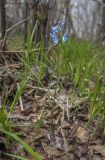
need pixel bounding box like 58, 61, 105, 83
0, 0, 105, 48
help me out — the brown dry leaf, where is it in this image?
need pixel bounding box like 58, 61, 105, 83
91, 145, 105, 157
61, 120, 70, 129
26, 113, 37, 122
21, 104, 32, 116
41, 142, 62, 157
75, 146, 87, 158
31, 102, 38, 112
13, 105, 21, 114
25, 134, 35, 149
39, 95, 47, 106
62, 153, 74, 160
10, 114, 27, 121
75, 126, 88, 143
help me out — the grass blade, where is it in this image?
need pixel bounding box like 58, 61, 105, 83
2, 130, 42, 160
2, 152, 28, 160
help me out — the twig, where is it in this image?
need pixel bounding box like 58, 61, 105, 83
1, 48, 41, 53
0, 63, 22, 69
66, 97, 69, 120
0, 17, 31, 50
17, 83, 24, 111
19, 96, 24, 112
61, 128, 69, 152
7, 17, 31, 33
60, 109, 69, 152
0, 32, 7, 51
0, 16, 31, 45
26, 85, 55, 93
0, 17, 31, 42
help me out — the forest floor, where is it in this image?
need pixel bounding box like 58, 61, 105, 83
0, 36, 105, 160
0, 53, 105, 160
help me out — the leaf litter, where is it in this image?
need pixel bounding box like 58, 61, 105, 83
0, 57, 105, 160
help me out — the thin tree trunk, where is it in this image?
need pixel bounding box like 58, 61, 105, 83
23, 0, 28, 48
32, 1, 49, 45
101, 0, 105, 44
31, 0, 39, 44
45, 0, 52, 47
0, 0, 6, 50
102, 0, 105, 33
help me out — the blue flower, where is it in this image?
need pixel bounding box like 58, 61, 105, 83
62, 32, 68, 43
50, 21, 68, 45
51, 26, 59, 33
58, 21, 65, 31
50, 32, 58, 45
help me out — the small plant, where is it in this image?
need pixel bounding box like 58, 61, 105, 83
0, 100, 13, 132
35, 107, 45, 136
88, 74, 105, 122
0, 76, 27, 133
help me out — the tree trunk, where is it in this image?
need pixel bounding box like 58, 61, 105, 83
0, 0, 6, 50
31, 0, 39, 44
31, 1, 49, 45
45, 0, 52, 47
23, 0, 28, 48
101, 0, 105, 44
102, 0, 105, 33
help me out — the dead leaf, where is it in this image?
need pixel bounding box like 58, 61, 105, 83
61, 120, 70, 129
25, 134, 35, 149
50, 134, 63, 150
27, 113, 37, 123
41, 142, 62, 157
31, 102, 38, 112
62, 153, 74, 160
10, 114, 27, 121
91, 145, 105, 157
75, 126, 88, 143
75, 146, 87, 157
